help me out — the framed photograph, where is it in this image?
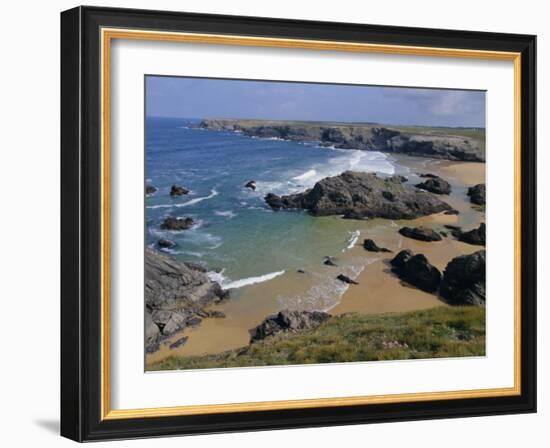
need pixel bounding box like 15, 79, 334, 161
60, 6, 536, 441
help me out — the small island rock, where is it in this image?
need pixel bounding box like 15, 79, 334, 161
160, 216, 194, 231
170, 185, 189, 196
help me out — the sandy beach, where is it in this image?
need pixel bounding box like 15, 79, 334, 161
146, 156, 485, 367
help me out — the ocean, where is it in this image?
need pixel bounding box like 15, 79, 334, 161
145, 116, 406, 301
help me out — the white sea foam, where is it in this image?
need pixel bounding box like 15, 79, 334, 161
146, 189, 218, 209
214, 210, 237, 219
343, 230, 360, 252
208, 270, 285, 290
292, 169, 317, 181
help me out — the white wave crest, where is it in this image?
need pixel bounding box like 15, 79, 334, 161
146, 189, 218, 209
208, 270, 285, 290
292, 169, 317, 181
214, 210, 237, 219
343, 230, 360, 252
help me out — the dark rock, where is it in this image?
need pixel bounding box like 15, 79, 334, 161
363, 239, 392, 253
146, 185, 157, 195
336, 274, 359, 285
457, 223, 485, 246
244, 180, 257, 191
440, 250, 486, 305
323, 256, 338, 266
144, 248, 227, 353
206, 310, 226, 318
444, 224, 462, 231
415, 175, 452, 195
390, 249, 413, 270
160, 216, 194, 231
265, 171, 452, 219
297, 269, 306, 274
467, 184, 486, 205
398, 226, 442, 242
170, 185, 189, 196
249, 310, 330, 343
440, 231, 448, 237
157, 238, 176, 249
444, 209, 460, 215
187, 316, 202, 327
418, 173, 438, 178
390, 250, 441, 293
169, 336, 189, 349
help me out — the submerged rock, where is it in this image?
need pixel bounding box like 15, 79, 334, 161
398, 226, 442, 242
146, 185, 158, 195
440, 250, 486, 305
336, 274, 359, 285
157, 238, 176, 249
170, 185, 189, 196
363, 238, 392, 253
244, 180, 257, 191
390, 250, 441, 293
323, 256, 338, 267
467, 184, 486, 205
249, 310, 330, 343
265, 171, 452, 219
415, 175, 452, 195
160, 216, 194, 231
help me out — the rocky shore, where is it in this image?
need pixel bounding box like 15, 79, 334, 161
199, 118, 485, 162
145, 247, 228, 353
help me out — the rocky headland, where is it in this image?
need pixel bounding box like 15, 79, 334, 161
199, 119, 485, 162
145, 247, 228, 353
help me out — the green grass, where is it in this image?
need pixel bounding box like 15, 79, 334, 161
150, 306, 485, 371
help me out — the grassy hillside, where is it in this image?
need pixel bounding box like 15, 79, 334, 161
150, 306, 485, 371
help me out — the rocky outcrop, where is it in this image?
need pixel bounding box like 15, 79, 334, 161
467, 184, 486, 205
249, 310, 330, 343
390, 250, 441, 293
160, 217, 194, 231
323, 256, 338, 266
363, 238, 392, 253
440, 250, 486, 305
199, 119, 485, 162
170, 185, 189, 196
146, 185, 157, 195
145, 248, 227, 353
244, 180, 257, 191
265, 171, 452, 220
336, 274, 359, 285
398, 226, 442, 242
415, 175, 452, 195
457, 223, 485, 246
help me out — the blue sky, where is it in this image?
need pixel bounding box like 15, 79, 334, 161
146, 76, 485, 128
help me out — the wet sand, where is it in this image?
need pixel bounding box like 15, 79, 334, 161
146, 156, 485, 367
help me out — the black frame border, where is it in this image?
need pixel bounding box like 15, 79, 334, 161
61, 6, 536, 442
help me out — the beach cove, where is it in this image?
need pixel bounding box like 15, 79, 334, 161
145, 118, 485, 368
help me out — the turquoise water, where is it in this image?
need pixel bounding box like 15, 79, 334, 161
145, 117, 403, 288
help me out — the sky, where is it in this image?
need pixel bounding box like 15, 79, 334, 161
146, 76, 486, 128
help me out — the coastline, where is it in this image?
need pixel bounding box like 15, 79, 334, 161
145, 154, 485, 368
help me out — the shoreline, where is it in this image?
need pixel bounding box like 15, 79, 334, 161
146, 154, 485, 368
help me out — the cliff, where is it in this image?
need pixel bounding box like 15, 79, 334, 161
199, 118, 485, 162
